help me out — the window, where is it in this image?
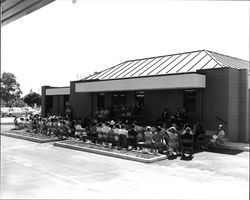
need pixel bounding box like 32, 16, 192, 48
97, 93, 105, 109
184, 90, 196, 112
112, 92, 127, 115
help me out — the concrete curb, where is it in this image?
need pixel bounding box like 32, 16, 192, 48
219, 144, 249, 152
54, 142, 167, 163
1, 131, 64, 143
1, 122, 14, 125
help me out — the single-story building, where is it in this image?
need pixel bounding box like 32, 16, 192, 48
41, 49, 249, 142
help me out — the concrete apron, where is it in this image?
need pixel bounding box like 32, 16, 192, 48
54, 142, 167, 163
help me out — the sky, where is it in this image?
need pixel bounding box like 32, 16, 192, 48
1, 0, 249, 96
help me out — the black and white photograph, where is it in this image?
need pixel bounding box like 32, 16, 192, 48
1, 0, 249, 199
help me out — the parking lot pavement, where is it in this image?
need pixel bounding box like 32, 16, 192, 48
1, 133, 249, 200
1, 117, 14, 125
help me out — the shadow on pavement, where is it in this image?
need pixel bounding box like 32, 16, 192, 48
195, 148, 244, 155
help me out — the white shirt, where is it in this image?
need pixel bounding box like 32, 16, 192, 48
102, 125, 111, 133
119, 129, 128, 137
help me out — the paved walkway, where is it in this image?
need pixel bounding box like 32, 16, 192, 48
223, 142, 249, 152
1, 126, 249, 199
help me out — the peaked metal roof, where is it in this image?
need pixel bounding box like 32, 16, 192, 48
1, 0, 55, 26
84, 50, 249, 81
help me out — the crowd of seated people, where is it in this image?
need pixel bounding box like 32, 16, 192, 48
11, 108, 226, 156
12, 113, 74, 139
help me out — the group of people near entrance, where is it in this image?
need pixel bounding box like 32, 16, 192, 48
12, 109, 226, 157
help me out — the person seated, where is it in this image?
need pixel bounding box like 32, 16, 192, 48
65, 119, 73, 137
210, 124, 226, 148
128, 124, 138, 150
51, 119, 59, 136
74, 121, 85, 139
96, 123, 103, 144
37, 118, 43, 134
107, 124, 115, 148
124, 120, 130, 130
134, 123, 144, 144
14, 116, 18, 127
166, 126, 180, 156
168, 116, 176, 128
118, 124, 128, 150
153, 126, 166, 154
102, 122, 111, 146
113, 124, 121, 147
46, 119, 53, 136
102, 122, 111, 133
181, 127, 194, 157
193, 123, 208, 149
59, 121, 70, 139
11, 117, 24, 130
143, 126, 154, 153
179, 108, 189, 127
90, 122, 98, 143
41, 118, 47, 135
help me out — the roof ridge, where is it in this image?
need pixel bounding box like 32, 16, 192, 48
206, 50, 249, 63
203, 50, 228, 68
206, 50, 249, 69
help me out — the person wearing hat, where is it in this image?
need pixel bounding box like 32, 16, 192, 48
166, 126, 180, 156
153, 126, 165, 154
144, 126, 154, 153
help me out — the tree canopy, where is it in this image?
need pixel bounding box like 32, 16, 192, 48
23, 92, 41, 107
0, 72, 22, 107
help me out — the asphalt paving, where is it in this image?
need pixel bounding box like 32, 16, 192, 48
1, 125, 249, 199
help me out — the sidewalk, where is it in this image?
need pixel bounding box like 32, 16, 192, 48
222, 141, 249, 152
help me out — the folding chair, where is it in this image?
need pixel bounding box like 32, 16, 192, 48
97, 131, 104, 144
181, 137, 194, 157
113, 132, 120, 147
102, 132, 109, 146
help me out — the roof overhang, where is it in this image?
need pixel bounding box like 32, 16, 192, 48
75, 73, 206, 93
46, 87, 70, 96
1, 0, 55, 26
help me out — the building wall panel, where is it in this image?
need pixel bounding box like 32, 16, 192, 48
228, 68, 240, 141
199, 69, 229, 135
70, 81, 92, 120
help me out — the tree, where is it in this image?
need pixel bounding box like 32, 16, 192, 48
23, 92, 41, 107
0, 72, 22, 107
13, 98, 26, 107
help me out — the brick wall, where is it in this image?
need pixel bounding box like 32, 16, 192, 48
199, 68, 229, 135
70, 81, 92, 120
228, 68, 240, 141
199, 68, 249, 142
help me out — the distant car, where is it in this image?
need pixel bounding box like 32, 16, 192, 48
32, 107, 41, 116
1, 107, 26, 117
1, 107, 10, 117
21, 107, 35, 115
